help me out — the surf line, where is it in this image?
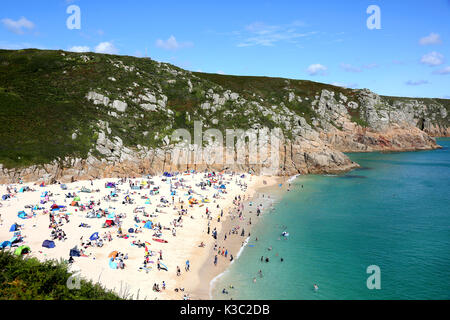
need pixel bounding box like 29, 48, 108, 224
209, 236, 251, 299
287, 174, 300, 184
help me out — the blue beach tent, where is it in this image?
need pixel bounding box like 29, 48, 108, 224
89, 232, 99, 241
69, 248, 81, 257
1, 241, 11, 248
42, 240, 55, 249
18, 211, 27, 219
109, 258, 118, 269
144, 221, 153, 229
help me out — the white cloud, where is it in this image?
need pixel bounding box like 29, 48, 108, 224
94, 42, 118, 54
156, 36, 193, 50
331, 82, 358, 89
432, 66, 450, 75
236, 21, 317, 47
341, 63, 362, 73
420, 51, 444, 66
306, 64, 328, 76
217, 70, 225, 75
68, 46, 90, 53
405, 80, 430, 86
362, 63, 379, 69
419, 33, 442, 45
1, 17, 35, 34
341, 63, 378, 73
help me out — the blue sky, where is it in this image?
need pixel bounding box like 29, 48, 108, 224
1, 0, 449, 98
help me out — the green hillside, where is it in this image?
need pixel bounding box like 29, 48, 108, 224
0, 48, 448, 171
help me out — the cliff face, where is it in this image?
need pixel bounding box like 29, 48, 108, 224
0, 49, 448, 183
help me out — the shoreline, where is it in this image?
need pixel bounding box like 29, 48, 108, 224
188, 175, 288, 300
0, 172, 272, 300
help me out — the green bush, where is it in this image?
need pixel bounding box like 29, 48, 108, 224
0, 250, 121, 300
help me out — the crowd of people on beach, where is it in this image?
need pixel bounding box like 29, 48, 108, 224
0, 170, 294, 299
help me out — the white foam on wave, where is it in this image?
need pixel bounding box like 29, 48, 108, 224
287, 174, 300, 183
209, 269, 229, 300
208, 236, 250, 299
236, 236, 250, 260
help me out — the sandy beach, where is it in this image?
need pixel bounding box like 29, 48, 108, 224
184, 176, 283, 300
0, 171, 280, 300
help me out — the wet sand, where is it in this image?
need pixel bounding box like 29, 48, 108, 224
188, 176, 287, 300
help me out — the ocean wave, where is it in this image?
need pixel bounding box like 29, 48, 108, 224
287, 174, 300, 183
209, 236, 250, 299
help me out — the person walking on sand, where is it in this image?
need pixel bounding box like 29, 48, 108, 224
214, 255, 218, 266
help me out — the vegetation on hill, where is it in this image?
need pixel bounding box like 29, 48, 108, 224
0, 250, 121, 300
0, 48, 448, 171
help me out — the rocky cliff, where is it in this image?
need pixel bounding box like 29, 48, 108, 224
0, 49, 448, 183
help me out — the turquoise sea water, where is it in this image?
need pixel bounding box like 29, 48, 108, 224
212, 138, 450, 300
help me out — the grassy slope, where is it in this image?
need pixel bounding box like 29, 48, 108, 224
0, 49, 448, 170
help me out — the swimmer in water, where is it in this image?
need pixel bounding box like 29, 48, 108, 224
314, 284, 319, 291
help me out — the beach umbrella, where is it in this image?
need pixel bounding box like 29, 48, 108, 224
108, 251, 118, 259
